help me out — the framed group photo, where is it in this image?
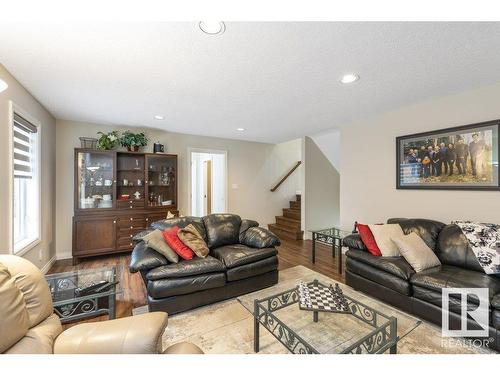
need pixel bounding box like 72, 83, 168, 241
396, 120, 500, 190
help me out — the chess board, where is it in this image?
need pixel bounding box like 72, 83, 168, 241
297, 280, 350, 314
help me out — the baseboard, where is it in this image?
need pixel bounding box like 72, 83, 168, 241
57, 252, 73, 260
41, 255, 57, 274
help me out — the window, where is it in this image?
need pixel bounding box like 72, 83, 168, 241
12, 112, 40, 253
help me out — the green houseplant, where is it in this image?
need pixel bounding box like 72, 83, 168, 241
120, 131, 148, 152
96, 131, 120, 150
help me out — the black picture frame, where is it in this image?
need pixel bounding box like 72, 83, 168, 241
396, 119, 500, 190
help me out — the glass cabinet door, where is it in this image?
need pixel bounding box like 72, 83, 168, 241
76, 151, 115, 210
146, 155, 176, 208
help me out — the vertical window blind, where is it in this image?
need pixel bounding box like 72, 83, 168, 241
13, 113, 37, 179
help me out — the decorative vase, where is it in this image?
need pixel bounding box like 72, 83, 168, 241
127, 146, 140, 152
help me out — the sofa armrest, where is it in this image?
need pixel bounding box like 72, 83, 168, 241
342, 233, 367, 251
239, 219, 259, 242
163, 342, 204, 354
129, 241, 169, 273
54, 312, 168, 354
241, 227, 281, 248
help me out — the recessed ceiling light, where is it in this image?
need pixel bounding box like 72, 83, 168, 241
0, 79, 8, 93
236, 128, 245, 132
340, 73, 360, 84
154, 115, 165, 120
199, 21, 226, 35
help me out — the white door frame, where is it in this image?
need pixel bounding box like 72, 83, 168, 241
187, 147, 228, 216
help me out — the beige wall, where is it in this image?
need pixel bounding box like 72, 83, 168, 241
0, 64, 56, 271
56, 120, 302, 259
340, 81, 500, 231
303, 136, 340, 238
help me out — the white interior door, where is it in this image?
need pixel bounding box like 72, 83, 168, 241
190, 150, 226, 216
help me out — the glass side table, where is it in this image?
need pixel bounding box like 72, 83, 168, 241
310, 228, 350, 274
45, 266, 121, 323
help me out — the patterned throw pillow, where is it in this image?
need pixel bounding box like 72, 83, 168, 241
162, 226, 195, 260
142, 229, 179, 263
178, 224, 209, 258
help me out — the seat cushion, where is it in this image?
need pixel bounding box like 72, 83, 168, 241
410, 265, 500, 305
146, 256, 225, 280
226, 256, 278, 282
212, 244, 277, 269
202, 214, 242, 249
346, 249, 415, 280
346, 258, 411, 295
147, 273, 226, 299
413, 286, 480, 315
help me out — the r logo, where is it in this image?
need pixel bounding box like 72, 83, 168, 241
441, 288, 489, 337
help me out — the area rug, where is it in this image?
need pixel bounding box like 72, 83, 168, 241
146, 265, 493, 354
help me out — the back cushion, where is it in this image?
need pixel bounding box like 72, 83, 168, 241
0, 262, 30, 353
0, 255, 53, 328
387, 218, 445, 251
202, 214, 242, 249
151, 216, 207, 242
436, 224, 483, 272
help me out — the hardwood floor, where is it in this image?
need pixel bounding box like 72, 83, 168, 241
48, 239, 344, 327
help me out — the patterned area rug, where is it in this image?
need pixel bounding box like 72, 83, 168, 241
134, 266, 493, 354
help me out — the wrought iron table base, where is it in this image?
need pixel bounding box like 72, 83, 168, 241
312, 233, 343, 274
253, 281, 398, 354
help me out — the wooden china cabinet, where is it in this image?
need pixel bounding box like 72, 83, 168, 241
72, 149, 178, 263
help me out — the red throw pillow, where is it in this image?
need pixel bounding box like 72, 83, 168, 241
357, 223, 382, 257
162, 226, 195, 260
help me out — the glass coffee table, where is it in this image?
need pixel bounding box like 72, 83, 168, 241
45, 266, 121, 323
311, 227, 351, 274
253, 280, 398, 354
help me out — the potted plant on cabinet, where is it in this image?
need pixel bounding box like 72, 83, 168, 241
96, 131, 120, 150
120, 131, 148, 152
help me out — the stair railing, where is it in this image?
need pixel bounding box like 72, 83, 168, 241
270, 161, 302, 192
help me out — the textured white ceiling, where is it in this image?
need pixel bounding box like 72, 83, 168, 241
1, 22, 500, 143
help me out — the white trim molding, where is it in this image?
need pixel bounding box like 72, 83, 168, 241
40, 255, 56, 275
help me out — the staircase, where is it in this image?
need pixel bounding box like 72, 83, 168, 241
268, 194, 304, 240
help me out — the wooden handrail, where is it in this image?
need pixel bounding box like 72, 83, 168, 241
270, 161, 302, 192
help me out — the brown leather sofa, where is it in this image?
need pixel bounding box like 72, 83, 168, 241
0, 255, 203, 354
343, 218, 500, 352
130, 214, 280, 314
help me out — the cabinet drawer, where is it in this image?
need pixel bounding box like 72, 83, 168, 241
117, 215, 146, 227
116, 200, 145, 209
117, 237, 136, 250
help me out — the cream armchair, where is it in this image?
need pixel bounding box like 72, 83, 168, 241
0, 255, 203, 354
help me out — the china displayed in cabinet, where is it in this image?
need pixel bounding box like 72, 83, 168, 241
73, 149, 178, 263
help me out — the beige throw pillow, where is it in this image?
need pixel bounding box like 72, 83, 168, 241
143, 229, 179, 263
392, 232, 441, 272
178, 224, 209, 258
368, 224, 404, 257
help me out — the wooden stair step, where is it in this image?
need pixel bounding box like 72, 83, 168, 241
268, 223, 304, 240
276, 216, 301, 230
289, 201, 301, 210
283, 208, 300, 220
